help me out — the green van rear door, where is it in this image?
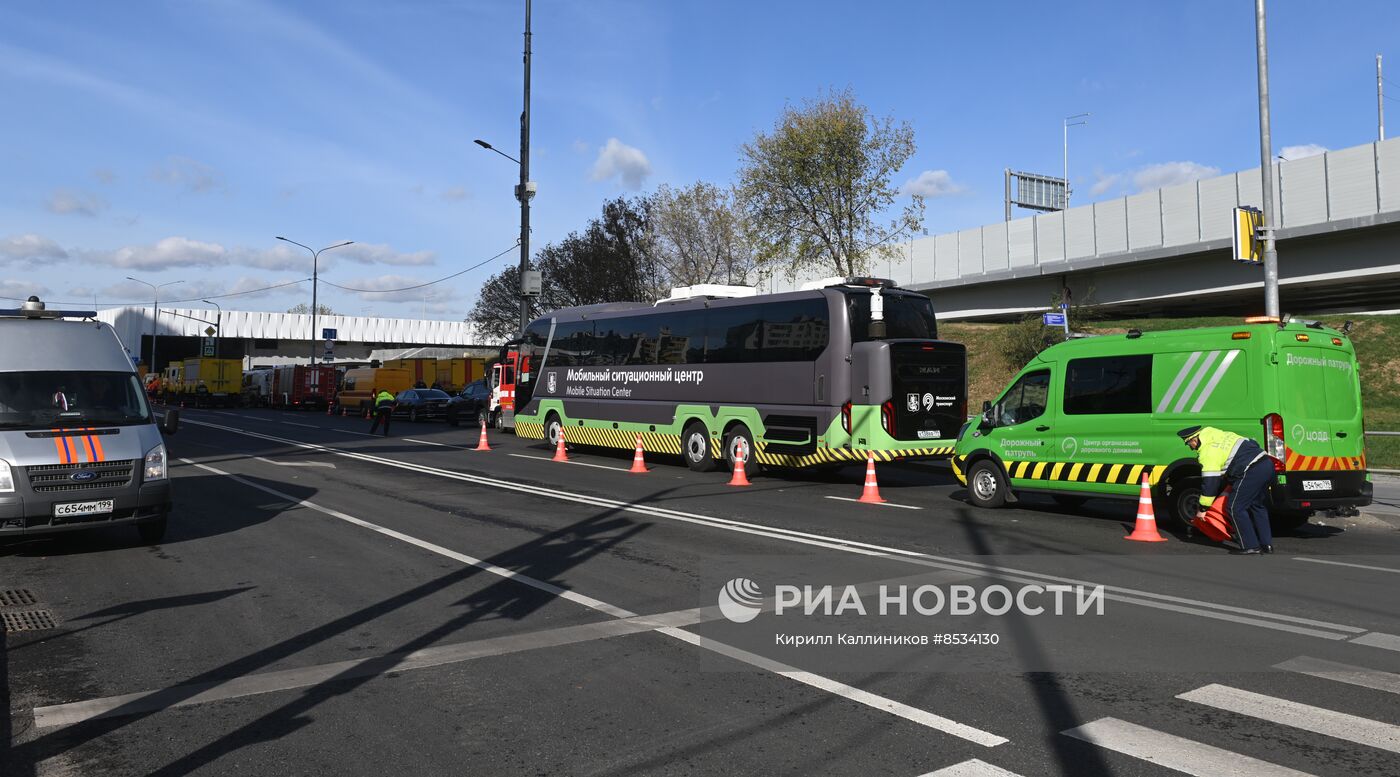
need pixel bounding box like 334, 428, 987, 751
1278, 343, 1364, 464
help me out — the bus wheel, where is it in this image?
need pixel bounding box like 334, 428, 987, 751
966, 459, 1007, 508
545, 414, 564, 448
683, 423, 719, 472
724, 424, 760, 478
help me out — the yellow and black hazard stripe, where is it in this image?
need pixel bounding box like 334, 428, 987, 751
1002, 459, 1166, 487
754, 444, 955, 468
519, 421, 683, 456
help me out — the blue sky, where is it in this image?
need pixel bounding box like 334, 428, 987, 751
3, 0, 1396, 319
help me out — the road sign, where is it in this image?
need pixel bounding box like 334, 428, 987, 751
322, 328, 337, 339
1043, 312, 1066, 326
204, 326, 216, 337
1232, 206, 1264, 264
324, 338, 335, 351
1009, 171, 1068, 212
201, 337, 216, 357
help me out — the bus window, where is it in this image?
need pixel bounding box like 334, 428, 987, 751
706, 298, 828, 363
848, 292, 938, 342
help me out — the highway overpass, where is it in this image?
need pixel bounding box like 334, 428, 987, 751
776, 136, 1400, 320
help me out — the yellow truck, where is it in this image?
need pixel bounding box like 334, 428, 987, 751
339, 367, 413, 415
435, 357, 486, 393
180, 357, 242, 407
384, 358, 438, 387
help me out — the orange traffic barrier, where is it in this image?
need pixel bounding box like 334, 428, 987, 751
552, 429, 569, 462
474, 418, 492, 452
728, 440, 751, 487
858, 453, 885, 503
1124, 474, 1168, 542
629, 434, 648, 473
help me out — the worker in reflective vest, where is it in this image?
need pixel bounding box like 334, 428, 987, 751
1180, 425, 1273, 555
369, 389, 396, 436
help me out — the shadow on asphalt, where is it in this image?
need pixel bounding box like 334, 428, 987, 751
6, 469, 669, 777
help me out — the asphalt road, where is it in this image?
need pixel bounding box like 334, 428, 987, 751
4, 407, 1399, 776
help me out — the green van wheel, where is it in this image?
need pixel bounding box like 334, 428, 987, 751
966, 460, 1008, 508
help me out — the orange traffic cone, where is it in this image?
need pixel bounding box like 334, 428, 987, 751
552, 429, 569, 462
474, 418, 491, 451
326, 404, 333, 416
727, 440, 751, 487
341, 406, 347, 417
629, 434, 648, 473
1125, 474, 1168, 542
858, 453, 885, 503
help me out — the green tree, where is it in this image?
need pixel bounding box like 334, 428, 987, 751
648, 182, 757, 288
286, 302, 336, 315
738, 87, 923, 279
469, 196, 656, 339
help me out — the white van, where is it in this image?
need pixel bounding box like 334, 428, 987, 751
0, 297, 177, 542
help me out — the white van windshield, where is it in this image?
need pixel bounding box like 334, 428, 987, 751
0, 371, 152, 430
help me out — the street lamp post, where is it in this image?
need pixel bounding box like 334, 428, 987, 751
275, 237, 353, 366
473, 0, 535, 335
1254, 0, 1281, 318
125, 277, 184, 378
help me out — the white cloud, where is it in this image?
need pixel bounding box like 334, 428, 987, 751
68, 237, 432, 273
1132, 161, 1220, 192
1089, 172, 1121, 197
150, 156, 224, 193
900, 170, 965, 198
1, 234, 68, 264
1280, 143, 1327, 160
335, 242, 436, 267
46, 188, 108, 217
0, 279, 52, 300
589, 138, 652, 190
440, 186, 469, 202
99, 275, 304, 304
336, 275, 462, 308
571, 139, 589, 154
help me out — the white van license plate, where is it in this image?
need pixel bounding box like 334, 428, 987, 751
53, 500, 114, 518
1301, 479, 1332, 492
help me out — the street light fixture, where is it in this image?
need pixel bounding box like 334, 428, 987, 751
275, 237, 353, 366
473, 0, 536, 335
125, 276, 184, 378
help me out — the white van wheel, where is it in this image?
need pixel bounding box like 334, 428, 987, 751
967, 460, 1007, 508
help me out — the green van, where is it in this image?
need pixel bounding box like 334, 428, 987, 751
951, 318, 1373, 527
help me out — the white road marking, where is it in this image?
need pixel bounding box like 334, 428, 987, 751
1062, 717, 1314, 776
1177, 684, 1400, 754
919, 759, 1025, 777
1275, 656, 1400, 695
284, 422, 320, 429
1349, 632, 1400, 652
178, 417, 1375, 643
252, 456, 336, 469
508, 453, 629, 472
148, 456, 1004, 746
825, 495, 923, 510
658, 626, 1006, 747
402, 438, 461, 448
1293, 557, 1400, 574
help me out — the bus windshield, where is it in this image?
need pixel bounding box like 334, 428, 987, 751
846, 291, 938, 341
0, 371, 152, 430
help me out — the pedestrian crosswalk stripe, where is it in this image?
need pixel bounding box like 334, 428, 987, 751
1274, 655, 1400, 696
919, 758, 1025, 776
1177, 683, 1400, 754
1062, 717, 1314, 777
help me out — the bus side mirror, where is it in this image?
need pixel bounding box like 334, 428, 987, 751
162, 408, 180, 435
